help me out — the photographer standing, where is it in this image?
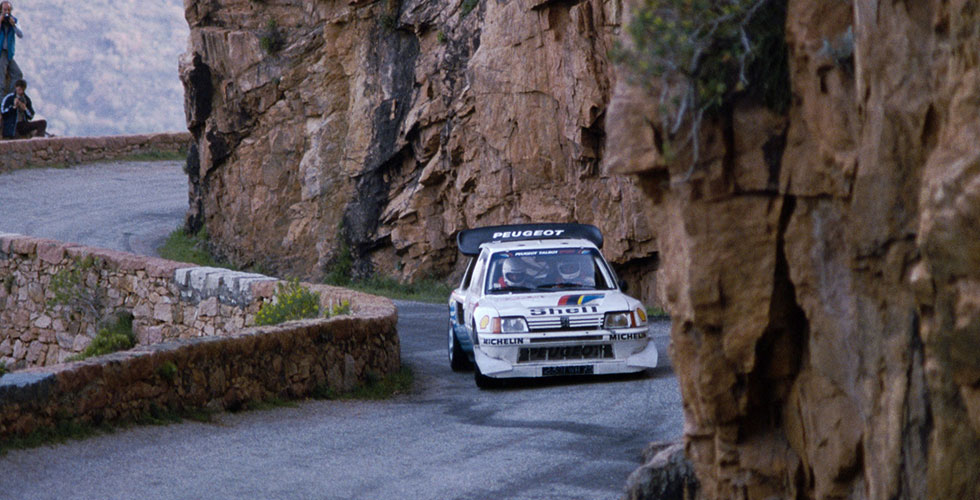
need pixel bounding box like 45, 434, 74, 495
0, 1, 22, 96
2, 79, 46, 139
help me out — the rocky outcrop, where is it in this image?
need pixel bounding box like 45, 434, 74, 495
179, 0, 661, 302
622, 441, 699, 500
607, 0, 980, 499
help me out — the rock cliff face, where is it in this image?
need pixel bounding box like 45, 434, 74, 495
607, 0, 980, 498
183, 0, 980, 497
179, 0, 661, 300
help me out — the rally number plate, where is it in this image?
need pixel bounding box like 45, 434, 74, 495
542, 365, 594, 377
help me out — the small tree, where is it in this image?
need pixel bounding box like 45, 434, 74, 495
616, 0, 790, 173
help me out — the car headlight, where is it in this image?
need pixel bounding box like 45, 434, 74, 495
604, 312, 632, 329
492, 316, 528, 333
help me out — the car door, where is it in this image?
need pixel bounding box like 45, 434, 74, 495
463, 250, 489, 344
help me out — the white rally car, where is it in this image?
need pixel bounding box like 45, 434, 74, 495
448, 223, 658, 388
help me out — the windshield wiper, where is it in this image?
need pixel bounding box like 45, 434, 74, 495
535, 283, 590, 291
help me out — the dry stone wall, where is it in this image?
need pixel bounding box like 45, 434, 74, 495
0, 132, 191, 173
0, 233, 279, 367
0, 233, 400, 441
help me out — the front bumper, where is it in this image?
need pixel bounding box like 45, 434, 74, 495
473, 327, 658, 379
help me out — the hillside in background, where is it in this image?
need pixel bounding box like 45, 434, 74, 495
14, 0, 187, 136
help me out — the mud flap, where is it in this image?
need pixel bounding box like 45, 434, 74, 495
473, 347, 513, 375
626, 341, 659, 369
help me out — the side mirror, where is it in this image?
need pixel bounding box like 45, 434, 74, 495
619, 279, 629, 292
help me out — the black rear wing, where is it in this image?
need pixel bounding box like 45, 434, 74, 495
456, 223, 603, 256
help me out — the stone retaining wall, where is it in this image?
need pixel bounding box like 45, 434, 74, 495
0, 132, 191, 173
0, 233, 400, 441
0, 233, 279, 367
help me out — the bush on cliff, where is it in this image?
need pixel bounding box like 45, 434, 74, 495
616, 0, 790, 166
259, 19, 285, 54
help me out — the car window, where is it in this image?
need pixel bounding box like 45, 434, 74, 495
468, 252, 488, 296
459, 257, 476, 289
486, 248, 615, 294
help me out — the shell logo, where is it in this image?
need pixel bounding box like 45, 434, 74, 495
479, 316, 490, 329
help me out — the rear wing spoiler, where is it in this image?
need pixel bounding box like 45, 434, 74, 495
456, 223, 603, 256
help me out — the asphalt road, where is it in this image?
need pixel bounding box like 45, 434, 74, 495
0, 161, 188, 255
0, 162, 684, 499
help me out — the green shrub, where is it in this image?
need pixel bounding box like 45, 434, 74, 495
255, 279, 322, 326
616, 0, 790, 167
330, 299, 352, 316
0, 361, 7, 377
157, 361, 178, 382
259, 19, 285, 54
379, 0, 401, 29
461, 0, 479, 17
67, 312, 136, 361
48, 256, 105, 323
324, 235, 354, 287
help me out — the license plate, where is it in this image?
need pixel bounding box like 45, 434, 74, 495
542, 365, 594, 377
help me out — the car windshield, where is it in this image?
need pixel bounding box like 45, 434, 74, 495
485, 248, 615, 294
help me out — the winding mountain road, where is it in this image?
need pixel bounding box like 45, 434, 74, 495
0, 160, 187, 255
0, 162, 684, 499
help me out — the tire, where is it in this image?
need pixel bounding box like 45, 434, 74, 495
448, 321, 471, 371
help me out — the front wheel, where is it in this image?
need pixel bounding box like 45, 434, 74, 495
448, 321, 471, 372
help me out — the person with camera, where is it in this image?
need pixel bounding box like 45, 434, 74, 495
2, 79, 46, 139
0, 1, 22, 95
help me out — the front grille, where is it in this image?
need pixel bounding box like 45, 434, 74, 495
529, 335, 604, 343
527, 314, 603, 331
517, 344, 614, 363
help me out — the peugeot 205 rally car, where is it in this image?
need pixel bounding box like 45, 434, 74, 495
448, 223, 658, 388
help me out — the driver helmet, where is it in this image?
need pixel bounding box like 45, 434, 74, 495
558, 259, 582, 281
502, 258, 528, 287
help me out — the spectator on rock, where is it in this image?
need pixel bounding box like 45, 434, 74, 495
2, 79, 46, 139
0, 1, 23, 95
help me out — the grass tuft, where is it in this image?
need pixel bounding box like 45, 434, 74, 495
345, 275, 452, 304
646, 305, 670, 320
158, 226, 232, 268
